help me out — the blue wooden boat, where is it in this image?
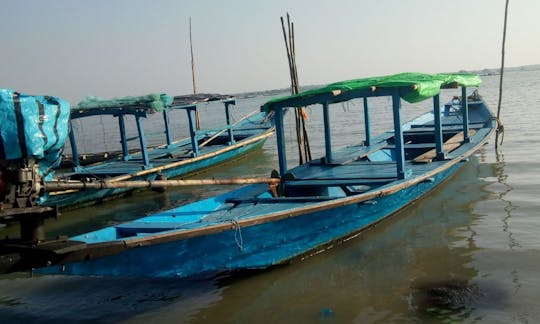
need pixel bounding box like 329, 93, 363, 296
37, 72, 495, 278
41, 94, 275, 208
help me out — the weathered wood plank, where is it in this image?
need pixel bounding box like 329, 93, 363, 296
413, 130, 477, 163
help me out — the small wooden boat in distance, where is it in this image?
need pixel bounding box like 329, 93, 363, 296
36, 72, 495, 278
41, 94, 275, 208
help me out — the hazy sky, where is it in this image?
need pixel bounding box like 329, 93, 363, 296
2, 0, 538, 103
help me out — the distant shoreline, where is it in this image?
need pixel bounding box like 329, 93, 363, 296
234, 64, 540, 98
461, 63, 540, 76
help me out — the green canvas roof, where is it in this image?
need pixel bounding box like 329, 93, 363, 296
262, 72, 481, 111
76, 93, 174, 111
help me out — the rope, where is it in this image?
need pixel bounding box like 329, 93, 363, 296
495, 0, 510, 149
495, 117, 505, 146
229, 219, 244, 251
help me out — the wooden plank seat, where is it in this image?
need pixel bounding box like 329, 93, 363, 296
329, 140, 390, 165
345, 185, 371, 192
154, 153, 193, 160
410, 121, 486, 129
283, 178, 395, 187
413, 130, 477, 163
116, 222, 189, 235
403, 125, 480, 136
225, 196, 339, 204
386, 143, 439, 150
75, 162, 147, 176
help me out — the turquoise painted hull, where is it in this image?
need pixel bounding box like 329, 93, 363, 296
43, 138, 267, 208
39, 162, 462, 278
41, 109, 274, 208
38, 107, 494, 277
36, 77, 495, 278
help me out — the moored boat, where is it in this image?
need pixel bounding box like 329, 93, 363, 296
36, 72, 496, 278
41, 93, 275, 208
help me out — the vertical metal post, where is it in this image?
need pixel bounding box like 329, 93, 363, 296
185, 106, 199, 156
135, 116, 151, 169
322, 102, 333, 164
118, 115, 130, 161
392, 90, 405, 179
68, 121, 81, 171
363, 97, 371, 146
274, 107, 287, 176
461, 87, 470, 143
163, 110, 173, 147
224, 100, 235, 145
433, 94, 444, 160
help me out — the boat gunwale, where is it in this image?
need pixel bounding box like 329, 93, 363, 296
49, 128, 275, 196
91, 121, 495, 249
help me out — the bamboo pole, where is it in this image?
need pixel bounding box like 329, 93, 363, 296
280, 13, 311, 165
495, 0, 509, 149
189, 17, 197, 95
290, 19, 312, 162
189, 17, 201, 130
45, 177, 280, 192
55, 131, 274, 189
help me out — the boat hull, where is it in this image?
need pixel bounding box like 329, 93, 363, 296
36, 75, 495, 278
39, 161, 463, 278
42, 134, 270, 208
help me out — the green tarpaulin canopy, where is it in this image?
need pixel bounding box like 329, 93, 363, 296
76, 93, 174, 111
262, 72, 481, 111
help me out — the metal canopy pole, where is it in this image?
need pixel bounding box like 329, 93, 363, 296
322, 102, 333, 164
363, 97, 371, 146
135, 116, 151, 169
224, 100, 236, 145
433, 94, 444, 160
118, 115, 130, 161
461, 87, 470, 143
163, 110, 173, 147
274, 107, 287, 176
185, 106, 200, 157
68, 121, 81, 171
391, 90, 405, 180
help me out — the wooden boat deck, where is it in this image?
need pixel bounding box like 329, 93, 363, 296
69, 122, 267, 177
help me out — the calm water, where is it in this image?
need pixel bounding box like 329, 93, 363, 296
1, 70, 539, 323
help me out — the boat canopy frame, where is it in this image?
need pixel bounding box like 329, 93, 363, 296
68, 98, 237, 171
262, 73, 479, 179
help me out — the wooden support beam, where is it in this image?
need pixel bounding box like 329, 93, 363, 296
224, 100, 235, 144
68, 122, 81, 170
322, 102, 333, 164
462, 87, 470, 143
185, 106, 200, 156
118, 115, 130, 161
433, 94, 444, 160
392, 90, 405, 179
162, 110, 173, 147
275, 107, 288, 176
135, 116, 151, 169
363, 97, 371, 146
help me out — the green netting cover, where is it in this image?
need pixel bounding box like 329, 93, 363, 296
263, 72, 481, 110
76, 93, 174, 111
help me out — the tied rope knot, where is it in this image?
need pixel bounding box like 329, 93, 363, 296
229, 219, 244, 251
495, 117, 505, 147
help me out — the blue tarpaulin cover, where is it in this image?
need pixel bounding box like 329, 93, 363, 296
0, 89, 70, 178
